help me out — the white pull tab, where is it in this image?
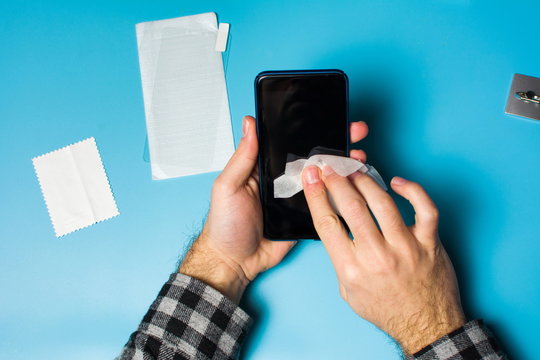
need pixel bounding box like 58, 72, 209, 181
215, 23, 230, 52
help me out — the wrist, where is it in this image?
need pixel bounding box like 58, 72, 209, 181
394, 308, 466, 355
179, 234, 249, 304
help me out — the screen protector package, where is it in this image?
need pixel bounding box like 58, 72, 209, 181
136, 13, 234, 179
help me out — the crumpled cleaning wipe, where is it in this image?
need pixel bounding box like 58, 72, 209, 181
136, 12, 234, 180
274, 154, 387, 198
32, 138, 119, 237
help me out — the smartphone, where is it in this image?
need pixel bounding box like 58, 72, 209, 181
255, 70, 349, 240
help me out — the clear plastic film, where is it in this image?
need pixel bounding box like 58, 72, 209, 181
136, 12, 234, 179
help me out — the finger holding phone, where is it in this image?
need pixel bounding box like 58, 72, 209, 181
302, 167, 466, 355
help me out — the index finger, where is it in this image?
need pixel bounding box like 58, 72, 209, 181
302, 166, 354, 264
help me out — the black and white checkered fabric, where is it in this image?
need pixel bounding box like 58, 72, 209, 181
408, 320, 507, 360
118, 273, 507, 360
118, 273, 252, 360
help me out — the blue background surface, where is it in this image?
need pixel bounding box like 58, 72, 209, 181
1, 1, 539, 359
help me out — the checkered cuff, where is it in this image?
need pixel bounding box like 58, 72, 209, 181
408, 320, 507, 360
119, 273, 252, 360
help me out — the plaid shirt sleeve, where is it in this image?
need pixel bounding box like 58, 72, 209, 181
407, 320, 508, 360
118, 273, 252, 360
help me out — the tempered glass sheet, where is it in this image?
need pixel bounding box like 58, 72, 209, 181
136, 13, 234, 179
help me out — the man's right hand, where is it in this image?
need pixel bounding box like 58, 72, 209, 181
301, 167, 466, 355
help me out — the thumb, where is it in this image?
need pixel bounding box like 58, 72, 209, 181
217, 116, 259, 189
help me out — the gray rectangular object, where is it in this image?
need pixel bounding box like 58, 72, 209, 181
505, 73, 540, 121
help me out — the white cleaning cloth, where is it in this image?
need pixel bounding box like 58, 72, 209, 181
274, 154, 386, 198
136, 12, 234, 179
32, 138, 119, 237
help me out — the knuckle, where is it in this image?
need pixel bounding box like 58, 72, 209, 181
408, 181, 426, 196
213, 176, 225, 189
423, 239, 439, 254
400, 242, 421, 264
373, 196, 396, 214
341, 266, 361, 286
315, 214, 341, 233
422, 207, 439, 224
369, 252, 398, 275
385, 213, 404, 230
344, 198, 367, 217
213, 176, 231, 194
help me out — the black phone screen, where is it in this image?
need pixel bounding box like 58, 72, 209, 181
255, 70, 349, 239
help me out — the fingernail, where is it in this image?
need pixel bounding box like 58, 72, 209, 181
391, 176, 408, 185
304, 166, 320, 184
242, 117, 249, 137
322, 165, 335, 176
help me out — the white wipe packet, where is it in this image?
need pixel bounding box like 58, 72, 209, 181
136, 12, 234, 179
32, 138, 119, 237
274, 154, 386, 198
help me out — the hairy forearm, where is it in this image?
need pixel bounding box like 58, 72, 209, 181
179, 235, 248, 304
390, 292, 466, 355
395, 315, 466, 354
